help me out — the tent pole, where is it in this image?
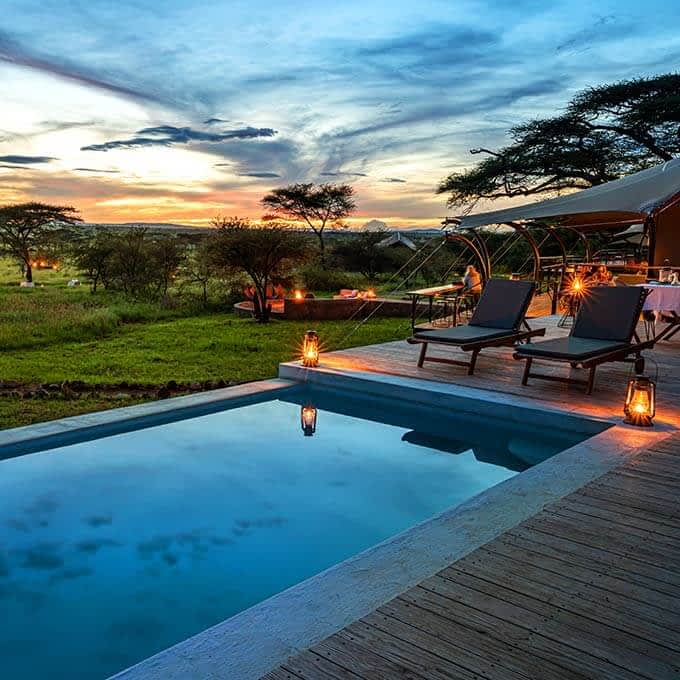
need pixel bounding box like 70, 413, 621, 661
646, 214, 657, 270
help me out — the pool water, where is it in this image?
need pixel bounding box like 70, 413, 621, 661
0, 385, 597, 679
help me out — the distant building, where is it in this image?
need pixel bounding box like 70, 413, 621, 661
377, 231, 417, 251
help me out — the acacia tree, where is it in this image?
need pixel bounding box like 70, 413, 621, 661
0, 202, 81, 282
261, 183, 356, 266
438, 74, 680, 208
209, 216, 309, 322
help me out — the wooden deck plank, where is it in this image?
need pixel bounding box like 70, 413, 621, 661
421, 573, 678, 680
485, 538, 680, 618
336, 623, 483, 680
372, 602, 584, 680
400, 586, 639, 680
507, 525, 680, 597
546, 496, 680, 541
459, 547, 680, 643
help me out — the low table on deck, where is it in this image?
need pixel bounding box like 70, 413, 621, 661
406, 284, 464, 331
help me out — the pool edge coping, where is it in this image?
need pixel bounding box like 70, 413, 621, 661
111, 363, 674, 680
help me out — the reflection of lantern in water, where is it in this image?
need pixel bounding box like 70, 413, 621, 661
624, 375, 656, 427
302, 329, 319, 367
300, 405, 317, 436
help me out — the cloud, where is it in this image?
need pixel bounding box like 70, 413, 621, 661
236, 171, 281, 178
73, 167, 120, 174
82, 125, 277, 151
0, 154, 55, 164
320, 171, 368, 177
381, 177, 407, 183
0, 30, 161, 103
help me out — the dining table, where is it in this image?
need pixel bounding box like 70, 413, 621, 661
640, 282, 680, 342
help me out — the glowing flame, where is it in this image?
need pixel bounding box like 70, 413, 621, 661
294, 289, 303, 300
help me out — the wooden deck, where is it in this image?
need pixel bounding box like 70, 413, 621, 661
262, 313, 680, 680
263, 434, 680, 680
324, 314, 680, 425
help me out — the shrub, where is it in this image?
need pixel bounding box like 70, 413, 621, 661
300, 265, 352, 292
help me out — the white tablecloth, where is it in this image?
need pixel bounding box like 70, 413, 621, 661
641, 284, 680, 313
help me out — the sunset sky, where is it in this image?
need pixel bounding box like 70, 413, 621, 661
2, 0, 679, 227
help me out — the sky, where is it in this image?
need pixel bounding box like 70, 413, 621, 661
1, 0, 679, 227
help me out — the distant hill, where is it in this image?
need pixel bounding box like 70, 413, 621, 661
81, 222, 209, 233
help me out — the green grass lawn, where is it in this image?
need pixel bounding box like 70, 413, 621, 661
0, 260, 409, 429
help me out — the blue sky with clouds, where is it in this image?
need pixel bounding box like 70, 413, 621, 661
1, 0, 679, 225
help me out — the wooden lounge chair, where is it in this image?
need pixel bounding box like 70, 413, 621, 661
407, 279, 545, 375
514, 286, 653, 394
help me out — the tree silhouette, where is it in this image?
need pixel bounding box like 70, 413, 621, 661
0, 202, 81, 282
209, 217, 309, 322
261, 183, 356, 266
438, 74, 680, 209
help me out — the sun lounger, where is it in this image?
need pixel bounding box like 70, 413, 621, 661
407, 279, 545, 375
513, 286, 652, 394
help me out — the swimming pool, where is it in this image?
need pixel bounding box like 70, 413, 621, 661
0, 383, 601, 679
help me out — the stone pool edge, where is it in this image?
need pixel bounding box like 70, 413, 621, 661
112, 363, 673, 680
0, 379, 296, 458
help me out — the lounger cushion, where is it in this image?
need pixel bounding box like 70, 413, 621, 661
573, 287, 645, 342
414, 325, 516, 344
516, 337, 627, 360
470, 279, 535, 330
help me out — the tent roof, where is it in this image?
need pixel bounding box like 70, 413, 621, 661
377, 231, 417, 250
456, 158, 680, 231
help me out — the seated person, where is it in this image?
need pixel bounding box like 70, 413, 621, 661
461, 265, 482, 294
595, 264, 613, 285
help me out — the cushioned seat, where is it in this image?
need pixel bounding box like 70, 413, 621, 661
414, 325, 515, 344
516, 337, 627, 360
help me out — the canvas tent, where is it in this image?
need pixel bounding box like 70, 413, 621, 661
454, 159, 680, 266
377, 231, 417, 251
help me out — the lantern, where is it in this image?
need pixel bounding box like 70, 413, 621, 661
302, 329, 319, 367
365, 288, 376, 298
300, 405, 317, 436
624, 376, 656, 426
294, 289, 304, 301
571, 276, 584, 294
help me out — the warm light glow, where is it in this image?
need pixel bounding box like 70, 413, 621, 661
300, 404, 318, 436
572, 277, 583, 292
302, 330, 320, 367
365, 288, 376, 298
624, 376, 656, 426
294, 289, 304, 300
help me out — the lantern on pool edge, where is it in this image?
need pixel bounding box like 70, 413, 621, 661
302, 329, 319, 367
624, 375, 656, 427
300, 405, 318, 436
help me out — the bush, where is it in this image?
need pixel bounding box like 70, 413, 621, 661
300, 265, 352, 292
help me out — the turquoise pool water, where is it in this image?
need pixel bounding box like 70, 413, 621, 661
0, 385, 599, 679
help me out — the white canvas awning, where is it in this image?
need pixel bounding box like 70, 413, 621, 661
456, 158, 680, 230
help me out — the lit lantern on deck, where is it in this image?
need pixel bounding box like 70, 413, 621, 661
571, 276, 584, 294
300, 404, 318, 436
365, 288, 377, 298
294, 289, 304, 301
624, 376, 656, 427
302, 329, 320, 367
